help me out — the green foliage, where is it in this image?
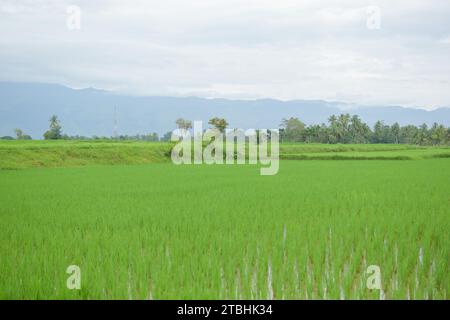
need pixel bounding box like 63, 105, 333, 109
208, 117, 229, 133
279, 114, 449, 145
114, 133, 159, 141
280, 117, 305, 142
43, 115, 62, 140
175, 118, 192, 131
1, 141, 450, 169
14, 128, 23, 139
14, 128, 32, 140
0, 140, 174, 169
160, 131, 173, 142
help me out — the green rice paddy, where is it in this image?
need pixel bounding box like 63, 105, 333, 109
0, 141, 448, 299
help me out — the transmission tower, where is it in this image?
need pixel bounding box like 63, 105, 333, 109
113, 106, 118, 139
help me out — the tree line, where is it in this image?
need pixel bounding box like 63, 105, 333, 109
279, 115, 449, 145
2, 114, 449, 145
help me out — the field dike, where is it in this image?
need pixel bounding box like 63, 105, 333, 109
0, 140, 449, 169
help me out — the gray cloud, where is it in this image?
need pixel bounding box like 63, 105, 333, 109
0, 0, 449, 108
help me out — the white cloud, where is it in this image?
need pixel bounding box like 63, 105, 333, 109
0, 0, 449, 109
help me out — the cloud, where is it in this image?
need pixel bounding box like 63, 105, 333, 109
0, 0, 449, 109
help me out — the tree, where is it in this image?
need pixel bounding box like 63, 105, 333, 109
14, 128, 23, 139
337, 114, 352, 143
349, 115, 371, 144
44, 115, 62, 140
279, 128, 286, 142
317, 123, 329, 143
280, 117, 305, 142
304, 125, 320, 143
372, 120, 392, 143
391, 123, 400, 144
415, 123, 429, 145
175, 118, 192, 136
161, 131, 173, 142
14, 128, 32, 140
429, 123, 447, 145
208, 117, 228, 133
400, 125, 417, 144
145, 132, 159, 142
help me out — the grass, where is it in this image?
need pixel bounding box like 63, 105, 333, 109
0, 140, 173, 169
279, 143, 450, 160
0, 157, 448, 299
1, 140, 450, 169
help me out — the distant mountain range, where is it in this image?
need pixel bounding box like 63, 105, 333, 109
1, 82, 449, 139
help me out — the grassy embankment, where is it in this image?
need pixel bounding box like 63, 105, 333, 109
1, 140, 450, 169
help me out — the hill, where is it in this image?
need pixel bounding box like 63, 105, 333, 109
1, 82, 450, 139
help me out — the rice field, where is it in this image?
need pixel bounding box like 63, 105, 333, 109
0, 156, 448, 299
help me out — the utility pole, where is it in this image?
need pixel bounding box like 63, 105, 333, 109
113, 106, 118, 139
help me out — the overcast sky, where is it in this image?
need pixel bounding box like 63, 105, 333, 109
0, 0, 449, 109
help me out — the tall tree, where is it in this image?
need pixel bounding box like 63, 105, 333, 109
14, 128, 23, 140
373, 120, 390, 143
175, 118, 192, 136
391, 123, 400, 144
280, 117, 305, 142
43, 115, 62, 140
208, 117, 229, 133
415, 123, 429, 145
429, 123, 447, 145
327, 115, 339, 143
349, 115, 370, 144
337, 114, 351, 143
400, 125, 418, 144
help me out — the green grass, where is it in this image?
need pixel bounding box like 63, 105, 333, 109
1, 140, 450, 169
279, 143, 450, 160
0, 159, 448, 299
0, 140, 173, 169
